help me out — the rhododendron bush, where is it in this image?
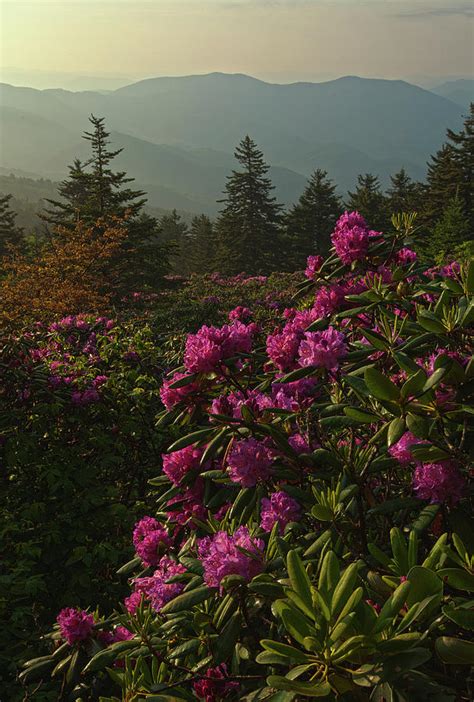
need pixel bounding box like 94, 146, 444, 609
18, 213, 474, 701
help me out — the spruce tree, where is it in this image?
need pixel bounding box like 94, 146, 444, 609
386, 168, 422, 214
159, 210, 188, 271
187, 215, 217, 274
40, 115, 170, 289
283, 169, 341, 269
346, 174, 390, 231
0, 193, 24, 258
215, 136, 282, 275
423, 105, 473, 230
428, 197, 470, 263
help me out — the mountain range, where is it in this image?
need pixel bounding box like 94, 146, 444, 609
0, 73, 471, 215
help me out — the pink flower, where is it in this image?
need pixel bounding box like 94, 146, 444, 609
266, 329, 300, 371
227, 438, 273, 487
305, 255, 324, 279
288, 432, 311, 454
166, 481, 207, 527
133, 517, 172, 567
228, 306, 252, 322
388, 432, 423, 466
413, 461, 465, 504
57, 608, 94, 645
298, 327, 347, 370
313, 284, 346, 318
396, 248, 417, 265
211, 390, 272, 420
131, 556, 186, 612
162, 446, 203, 485
160, 371, 199, 411
193, 663, 239, 701
331, 211, 369, 264
198, 527, 264, 591
184, 322, 255, 373
260, 492, 301, 534
272, 377, 318, 411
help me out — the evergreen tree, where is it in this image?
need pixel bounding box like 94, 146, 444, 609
423, 144, 461, 228
282, 169, 341, 269
427, 197, 470, 263
215, 136, 282, 275
187, 215, 217, 274
386, 168, 422, 214
40, 115, 171, 289
159, 210, 188, 271
0, 194, 24, 258
423, 105, 473, 230
346, 174, 390, 231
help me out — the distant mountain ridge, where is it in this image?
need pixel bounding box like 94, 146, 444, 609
0, 73, 469, 213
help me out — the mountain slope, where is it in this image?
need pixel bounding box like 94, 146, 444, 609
431, 79, 473, 109
0, 73, 465, 210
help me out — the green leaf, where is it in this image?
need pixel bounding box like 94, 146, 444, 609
412, 503, 440, 534
278, 367, 317, 384
160, 586, 213, 614
435, 636, 474, 664
311, 505, 333, 522
266, 677, 331, 697
442, 605, 474, 630
331, 562, 359, 617
387, 417, 405, 447
437, 568, 474, 593
260, 640, 309, 664
406, 566, 442, 613
167, 428, 215, 453
422, 367, 447, 393
168, 373, 198, 389
287, 551, 313, 613
365, 367, 400, 402
344, 407, 379, 423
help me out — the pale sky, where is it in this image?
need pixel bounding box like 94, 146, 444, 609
1, 0, 473, 89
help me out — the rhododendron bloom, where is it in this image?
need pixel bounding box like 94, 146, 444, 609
266, 329, 300, 371
131, 556, 186, 612
57, 608, 94, 645
305, 255, 323, 279
133, 516, 172, 567
298, 327, 347, 370
331, 211, 370, 264
166, 480, 207, 526
389, 432, 423, 466
227, 437, 273, 487
260, 491, 301, 534
162, 446, 203, 485
413, 461, 465, 504
160, 371, 199, 411
228, 306, 252, 322
198, 527, 264, 590
313, 284, 346, 318
272, 377, 318, 411
193, 663, 239, 701
397, 248, 417, 265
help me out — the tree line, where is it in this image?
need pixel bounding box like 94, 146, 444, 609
0, 105, 472, 282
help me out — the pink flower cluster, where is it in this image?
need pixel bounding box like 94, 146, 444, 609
260, 491, 301, 534
160, 371, 200, 411
297, 327, 347, 371
57, 607, 94, 645
331, 211, 370, 264
162, 446, 204, 486
198, 527, 264, 591
125, 556, 186, 613
133, 516, 172, 567
184, 321, 256, 373
413, 461, 466, 504
388, 432, 423, 466
305, 255, 323, 279
193, 663, 239, 701
210, 389, 272, 420
227, 437, 273, 487
266, 309, 319, 371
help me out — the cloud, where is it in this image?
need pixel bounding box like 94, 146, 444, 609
395, 3, 474, 19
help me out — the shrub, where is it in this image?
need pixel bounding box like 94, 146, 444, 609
20, 213, 474, 700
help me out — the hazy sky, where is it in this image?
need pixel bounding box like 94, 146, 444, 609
1, 0, 473, 89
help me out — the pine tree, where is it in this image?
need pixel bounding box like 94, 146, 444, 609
40, 115, 171, 289
0, 193, 24, 258
215, 136, 282, 275
427, 197, 470, 263
187, 215, 217, 274
386, 168, 422, 214
282, 169, 341, 269
346, 174, 390, 231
